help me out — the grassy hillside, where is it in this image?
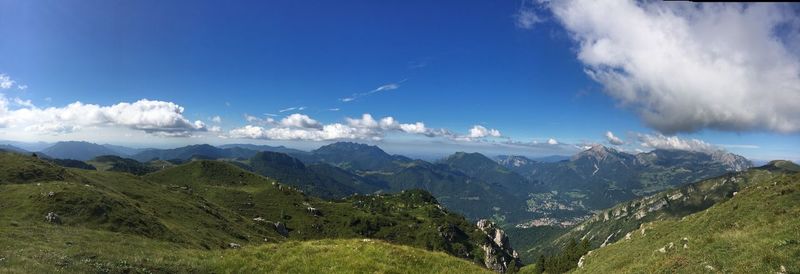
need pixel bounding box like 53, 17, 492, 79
546, 162, 797, 254
574, 166, 799, 273
0, 152, 515, 272
0, 152, 74, 184
0, 224, 491, 273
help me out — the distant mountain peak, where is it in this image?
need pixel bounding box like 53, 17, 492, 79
572, 144, 619, 162
444, 151, 494, 164
495, 155, 536, 167
41, 141, 121, 161
318, 141, 384, 151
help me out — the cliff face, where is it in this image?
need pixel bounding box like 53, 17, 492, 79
477, 219, 523, 273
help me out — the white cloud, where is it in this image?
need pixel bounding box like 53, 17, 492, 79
346, 113, 380, 128
546, 1, 800, 133
230, 113, 485, 142
228, 123, 378, 141
0, 94, 206, 136
399, 122, 427, 134
467, 125, 501, 139
547, 138, 559, 145
244, 114, 275, 125
0, 74, 15, 89
515, 0, 544, 29
278, 106, 306, 113
718, 144, 760, 149
374, 83, 399, 92
637, 133, 717, 152
280, 113, 322, 129
17, 85, 28, 91
605, 131, 624, 145
13, 98, 35, 108
211, 116, 222, 123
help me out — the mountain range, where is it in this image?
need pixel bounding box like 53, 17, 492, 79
497, 145, 752, 219
3, 139, 787, 272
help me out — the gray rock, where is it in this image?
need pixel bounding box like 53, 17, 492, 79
475, 219, 522, 273
228, 242, 241, 249
44, 212, 61, 224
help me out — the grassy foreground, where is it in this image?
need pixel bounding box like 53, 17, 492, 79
0, 224, 490, 273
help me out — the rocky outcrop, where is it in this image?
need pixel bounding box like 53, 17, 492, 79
476, 219, 522, 273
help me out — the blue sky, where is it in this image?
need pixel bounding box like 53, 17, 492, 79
0, 1, 798, 161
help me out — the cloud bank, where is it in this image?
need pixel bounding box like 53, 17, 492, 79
637, 133, 717, 153
544, 1, 800, 134
229, 113, 502, 142
0, 94, 207, 136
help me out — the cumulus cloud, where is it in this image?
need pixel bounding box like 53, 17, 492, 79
229, 113, 495, 142
399, 122, 427, 135
547, 138, 559, 145
280, 113, 322, 129
637, 133, 717, 153
340, 80, 405, 102
0, 94, 206, 136
545, 1, 800, 133
211, 116, 222, 123
467, 125, 501, 139
229, 123, 379, 141
605, 131, 624, 145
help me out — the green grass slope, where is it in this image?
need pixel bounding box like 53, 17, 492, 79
0, 153, 512, 272
0, 152, 73, 184
574, 165, 800, 273
526, 161, 799, 261
0, 224, 491, 273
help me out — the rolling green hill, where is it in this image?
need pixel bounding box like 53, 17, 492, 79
0, 152, 520, 272
87, 155, 159, 175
